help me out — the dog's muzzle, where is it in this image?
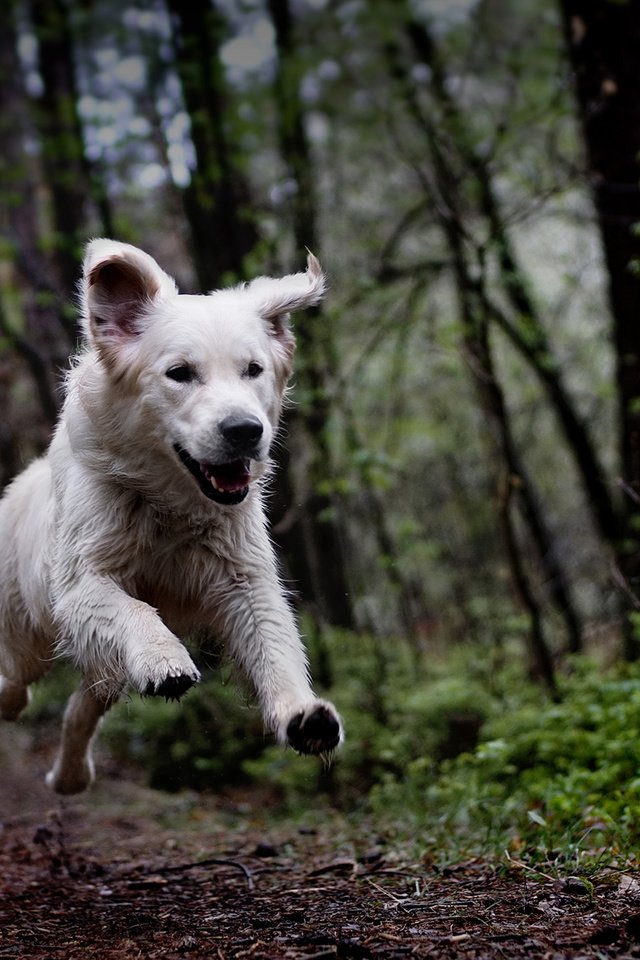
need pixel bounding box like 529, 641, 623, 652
173, 445, 253, 505
174, 416, 265, 506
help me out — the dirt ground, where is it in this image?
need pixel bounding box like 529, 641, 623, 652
2, 727, 640, 959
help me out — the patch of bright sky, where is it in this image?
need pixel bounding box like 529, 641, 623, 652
16, 31, 42, 97
93, 49, 146, 93
220, 18, 275, 75
410, 0, 479, 30
128, 116, 151, 137
137, 162, 166, 190
18, 0, 477, 194
165, 113, 195, 187
122, 7, 171, 38
411, 63, 433, 85
306, 112, 330, 145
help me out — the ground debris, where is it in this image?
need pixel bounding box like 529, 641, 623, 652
2, 731, 640, 959
2, 816, 640, 960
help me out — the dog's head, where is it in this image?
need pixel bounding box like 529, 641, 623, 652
79, 240, 326, 506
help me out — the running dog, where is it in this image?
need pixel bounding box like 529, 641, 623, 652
0, 239, 342, 794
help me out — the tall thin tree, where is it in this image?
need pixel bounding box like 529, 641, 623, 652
0, 0, 70, 439
384, 12, 581, 658
29, 0, 95, 330
165, 0, 258, 291
267, 0, 355, 629
559, 0, 640, 656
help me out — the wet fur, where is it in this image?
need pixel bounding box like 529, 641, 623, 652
0, 240, 343, 794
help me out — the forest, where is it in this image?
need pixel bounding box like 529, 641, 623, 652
3, 2, 640, 950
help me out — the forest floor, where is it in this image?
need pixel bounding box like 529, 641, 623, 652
2, 726, 640, 959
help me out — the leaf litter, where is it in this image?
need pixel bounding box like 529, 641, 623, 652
2, 728, 640, 958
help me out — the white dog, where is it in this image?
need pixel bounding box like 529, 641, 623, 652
0, 239, 343, 794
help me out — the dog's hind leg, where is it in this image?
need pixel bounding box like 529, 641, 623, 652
0, 633, 54, 721
0, 677, 30, 721
46, 680, 118, 795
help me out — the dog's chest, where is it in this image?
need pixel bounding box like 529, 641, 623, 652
126, 525, 235, 631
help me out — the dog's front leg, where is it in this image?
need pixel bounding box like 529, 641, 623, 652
223, 579, 343, 754
53, 574, 200, 698
213, 526, 343, 755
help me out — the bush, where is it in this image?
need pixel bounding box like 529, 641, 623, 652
99, 628, 496, 802
24, 632, 640, 870
371, 657, 640, 863
102, 668, 268, 791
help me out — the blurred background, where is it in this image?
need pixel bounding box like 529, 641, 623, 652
3, 0, 640, 857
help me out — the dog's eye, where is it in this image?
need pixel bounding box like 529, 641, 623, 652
245, 361, 263, 379
166, 365, 196, 383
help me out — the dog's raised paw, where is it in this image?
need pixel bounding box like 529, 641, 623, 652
286, 703, 342, 755
144, 672, 200, 701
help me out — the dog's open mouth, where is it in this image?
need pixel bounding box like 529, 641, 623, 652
174, 445, 251, 505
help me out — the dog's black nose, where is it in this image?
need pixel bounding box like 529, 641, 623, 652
220, 415, 264, 448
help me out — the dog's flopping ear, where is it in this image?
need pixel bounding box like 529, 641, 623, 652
253, 251, 326, 322
80, 239, 177, 368
246, 252, 326, 364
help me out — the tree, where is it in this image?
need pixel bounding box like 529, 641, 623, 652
559, 0, 640, 655
28, 0, 97, 327
381, 3, 582, 661
0, 0, 72, 450
165, 0, 258, 290
267, 0, 355, 629
0, 0, 629, 668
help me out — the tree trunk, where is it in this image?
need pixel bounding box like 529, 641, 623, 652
267, 0, 355, 629
457, 276, 561, 688
498, 469, 558, 693
28, 0, 93, 331
165, 0, 258, 291
385, 22, 579, 662
405, 13, 619, 551
0, 0, 70, 438
559, 0, 640, 655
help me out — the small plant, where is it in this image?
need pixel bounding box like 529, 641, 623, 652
99, 628, 496, 802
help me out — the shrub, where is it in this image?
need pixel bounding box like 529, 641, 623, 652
102, 669, 267, 791
371, 658, 640, 863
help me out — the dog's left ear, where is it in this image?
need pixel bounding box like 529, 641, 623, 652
80, 239, 177, 367
247, 252, 327, 351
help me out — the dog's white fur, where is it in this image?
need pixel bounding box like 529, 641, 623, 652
0, 240, 342, 794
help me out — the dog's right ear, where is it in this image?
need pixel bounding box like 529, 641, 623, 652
80, 239, 177, 368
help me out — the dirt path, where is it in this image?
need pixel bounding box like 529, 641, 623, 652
1, 727, 640, 958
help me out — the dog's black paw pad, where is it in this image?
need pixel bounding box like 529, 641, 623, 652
144, 674, 199, 701
287, 705, 341, 755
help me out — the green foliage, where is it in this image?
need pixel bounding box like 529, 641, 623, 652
1, 0, 632, 878
371, 657, 640, 866
102, 668, 267, 792
97, 629, 496, 807
23, 663, 77, 723
19, 638, 640, 871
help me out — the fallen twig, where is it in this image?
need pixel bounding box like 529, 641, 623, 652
123, 857, 255, 891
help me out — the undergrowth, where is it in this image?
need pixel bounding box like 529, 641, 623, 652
371, 656, 640, 870
19, 629, 640, 871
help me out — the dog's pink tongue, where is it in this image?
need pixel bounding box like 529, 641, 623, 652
204, 460, 251, 492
